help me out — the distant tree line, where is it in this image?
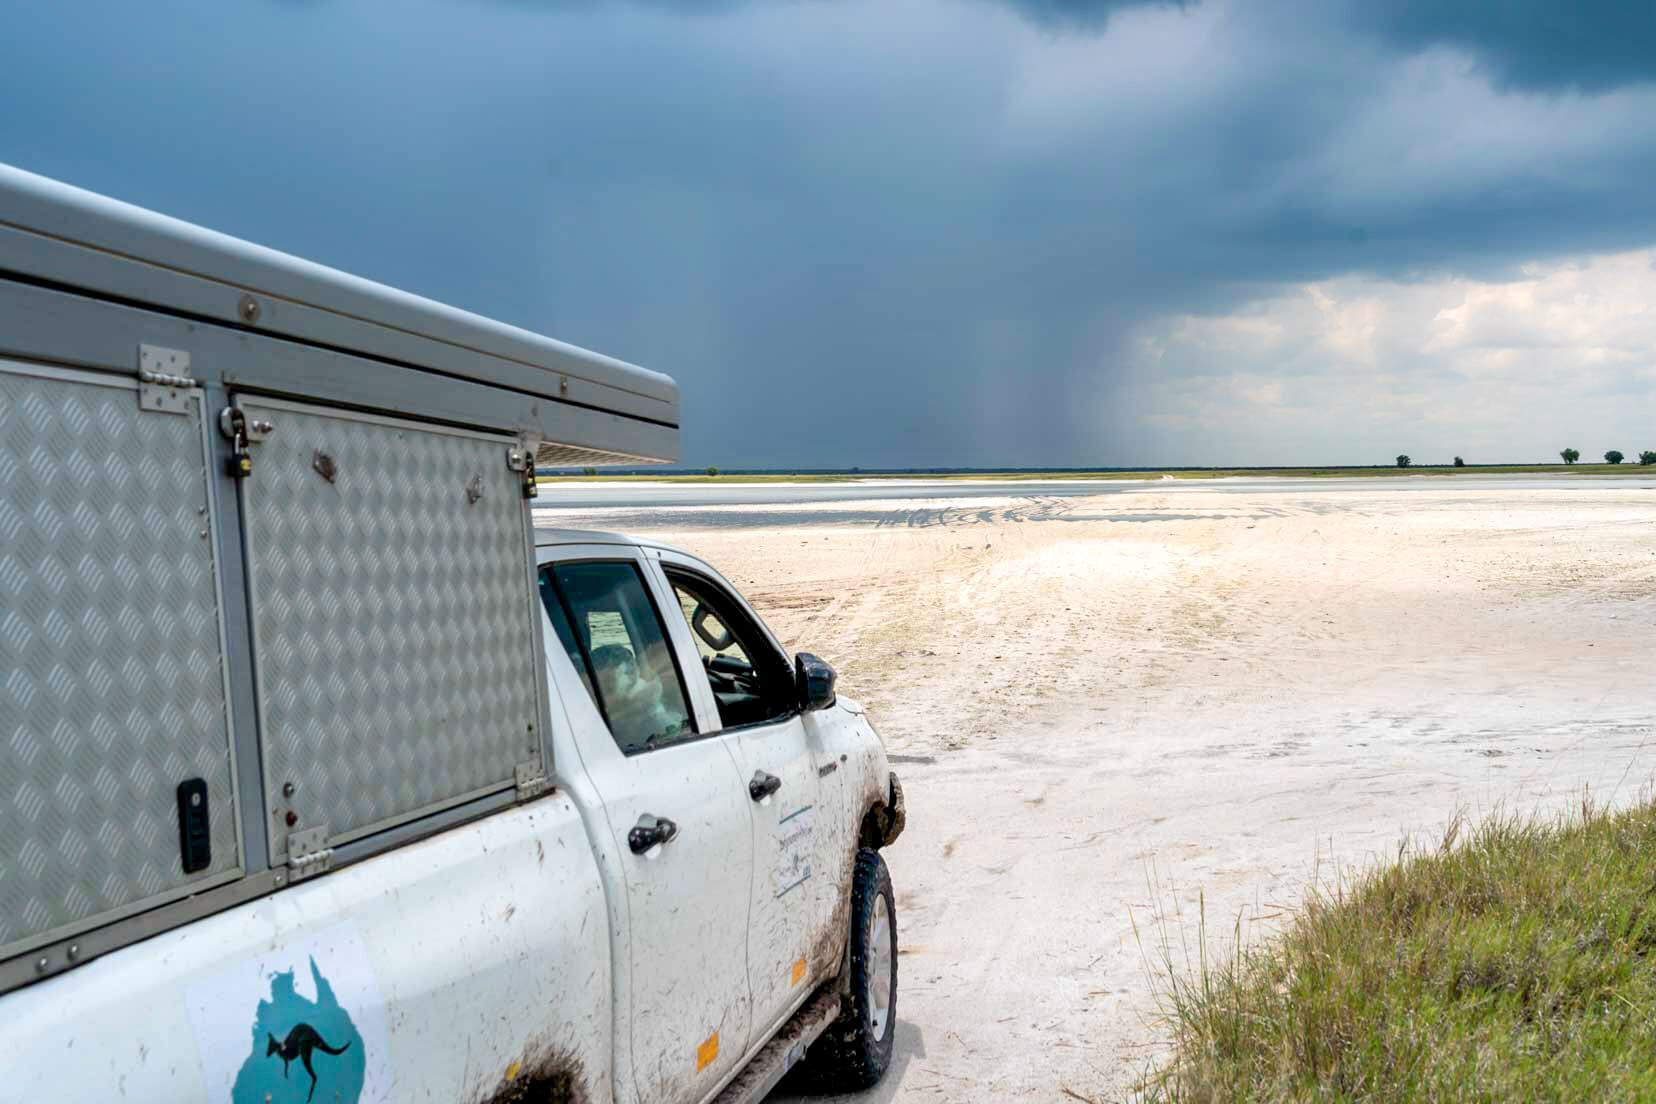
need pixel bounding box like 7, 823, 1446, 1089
1559, 447, 1655, 466
1392, 448, 1656, 468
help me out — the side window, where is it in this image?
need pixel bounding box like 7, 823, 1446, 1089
540, 561, 697, 754
538, 569, 595, 701
668, 571, 795, 730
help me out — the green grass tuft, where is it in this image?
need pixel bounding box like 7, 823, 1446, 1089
1138, 796, 1656, 1102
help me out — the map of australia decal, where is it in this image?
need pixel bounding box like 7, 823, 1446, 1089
231, 958, 367, 1104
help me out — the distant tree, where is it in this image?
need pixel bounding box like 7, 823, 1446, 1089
705, 466, 720, 477
1561, 448, 1580, 465
1605, 450, 1624, 465
1396, 454, 1412, 468
581, 466, 598, 476
1453, 456, 1466, 467
1641, 451, 1656, 466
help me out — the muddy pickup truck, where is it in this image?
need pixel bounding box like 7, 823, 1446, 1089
0, 164, 905, 1103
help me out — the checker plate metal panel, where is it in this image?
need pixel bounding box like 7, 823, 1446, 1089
0, 361, 240, 961
238, 399, 540, 861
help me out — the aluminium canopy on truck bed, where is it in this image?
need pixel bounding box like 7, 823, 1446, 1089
0, 163, 679, 465
0, 164, 674, 994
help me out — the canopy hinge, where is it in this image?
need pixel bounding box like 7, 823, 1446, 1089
285, 825, 334, 881
137, 345, 197, 414
515, 760, 550, 801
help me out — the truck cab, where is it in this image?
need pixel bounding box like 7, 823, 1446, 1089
536, 529, 903, 1102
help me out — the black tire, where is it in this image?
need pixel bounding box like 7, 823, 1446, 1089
797, 848, 897, 1092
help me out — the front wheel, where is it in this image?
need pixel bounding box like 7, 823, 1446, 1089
800, 848, 897, 1091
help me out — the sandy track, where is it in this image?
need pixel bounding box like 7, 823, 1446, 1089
544, 481, 1656, 1101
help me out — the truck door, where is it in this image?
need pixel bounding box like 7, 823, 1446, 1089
649, 555, 839, 1041
537, 551, 754, 1104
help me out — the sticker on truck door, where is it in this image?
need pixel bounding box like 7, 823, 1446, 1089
775, 805, 816, 898
232, 960, 364, 1103
184, 924, 390, 1103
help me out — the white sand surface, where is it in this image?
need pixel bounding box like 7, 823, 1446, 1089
550, 481, 1656, 1102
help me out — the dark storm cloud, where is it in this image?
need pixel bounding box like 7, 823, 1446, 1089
610, 0, 1656, 93
2, 0, 1654, 466
1351, 0, 1656, 92
985, 0, 1187, 28
951, 0, 1656, 92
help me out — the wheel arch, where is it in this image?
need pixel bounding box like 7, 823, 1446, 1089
856, 772, 905, 851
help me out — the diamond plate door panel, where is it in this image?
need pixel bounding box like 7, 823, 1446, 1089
237, 398, 541, 861
0, 361, 241, 962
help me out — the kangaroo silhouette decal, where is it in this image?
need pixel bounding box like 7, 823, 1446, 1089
232, 958, 366, 1104
267, 1023, 352, 1102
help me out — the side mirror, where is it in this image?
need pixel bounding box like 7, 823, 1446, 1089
794, 652, 837, 712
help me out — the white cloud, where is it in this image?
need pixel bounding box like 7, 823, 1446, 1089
1126, 249, 1656, 465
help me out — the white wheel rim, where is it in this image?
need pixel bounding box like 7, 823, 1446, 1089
867, 892, 894, 1041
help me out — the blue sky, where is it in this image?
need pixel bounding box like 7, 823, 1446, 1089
5, 1, 1655, 467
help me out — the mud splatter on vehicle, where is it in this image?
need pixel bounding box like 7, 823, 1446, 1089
473, 1043, 589, 1104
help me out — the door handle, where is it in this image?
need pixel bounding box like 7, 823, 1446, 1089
749, 771, 783, 803
628, 814, 679, 855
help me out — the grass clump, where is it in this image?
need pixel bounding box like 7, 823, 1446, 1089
1140, 797, 1656, 1103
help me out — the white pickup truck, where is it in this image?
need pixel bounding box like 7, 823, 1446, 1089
0, 165, 905, 1103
